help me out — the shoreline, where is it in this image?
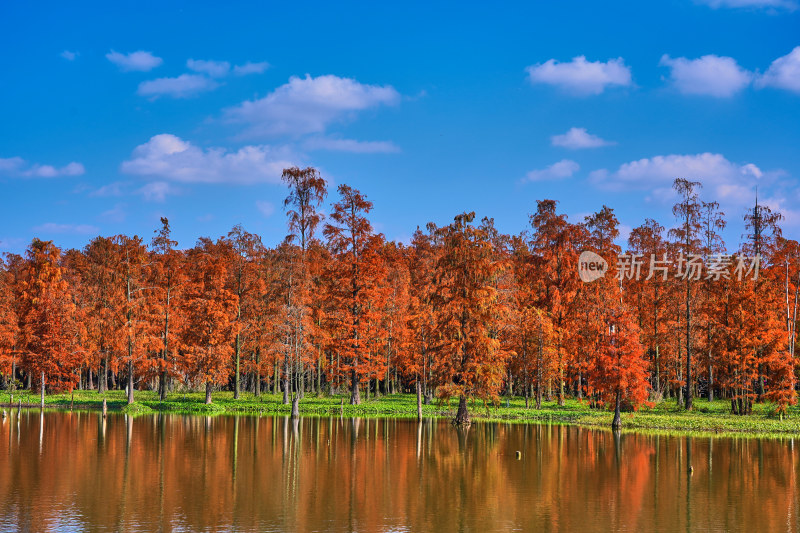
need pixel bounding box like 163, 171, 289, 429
3, 391, 800, 438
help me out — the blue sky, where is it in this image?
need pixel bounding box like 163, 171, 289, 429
1, 0, 799, 253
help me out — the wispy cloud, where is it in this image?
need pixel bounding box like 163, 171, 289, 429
138, 181, 179, 202
256, 200, 275, 217
233, 61, 270, 75
0, 157, 84, 178
60, 50, 77, 61
551, 127, 614, 149
524, 160, 580, 182
660, 54, 752, 97
304, 137, 400, 153
187, 59, 230, 78
224, 74, 400, 137
697, 0, 797, 10
106, 50, 163, 72
526, 56, 632, 96
33, 223, 100, 235
137, 74, 219, 99
121, 134, 296, 184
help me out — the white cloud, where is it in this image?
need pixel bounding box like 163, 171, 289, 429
0, 157, 84, 178
757, 46, 800, 93
304, 137, 400, 153
121, 134, 296, 184
698, 0, 797, 9
256, 200, 275, 217
60, 50, 77, 61
33, 223, 100, 235
187, 59, 230, 78
525, 56, 632, 96
660, 54, 752, 97
137, 74, 219, 99
224, 74, 401, 137
588, 153, 785, 216
106, 50, 163, 72
551, 127, 614, 149
234, 61, 270, 75
524, 160, 580, 182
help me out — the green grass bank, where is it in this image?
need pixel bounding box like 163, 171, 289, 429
4, 389, 800, 436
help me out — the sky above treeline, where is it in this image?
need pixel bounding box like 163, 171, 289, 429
1, 1, 799, 254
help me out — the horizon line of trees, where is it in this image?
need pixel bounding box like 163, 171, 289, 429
0, 170, 796, 424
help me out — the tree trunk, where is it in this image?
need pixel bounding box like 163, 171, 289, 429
291, 396, 300, 418
205, 382, 213, 404
99, 357, 107, 393
685, 277, 693, 410
350, 367, 361, 405
416, 379, 422, 421
454, 395, 470, 425
234, 331, 241, 400
40, 371, 45, 409
159, 370, 168, 401
611, 390, 622, 429
127, 360, 134, 405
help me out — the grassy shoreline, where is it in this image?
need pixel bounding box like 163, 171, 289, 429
3, 390, 800, 437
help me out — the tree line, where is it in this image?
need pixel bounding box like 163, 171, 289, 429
0, 170, 796, 424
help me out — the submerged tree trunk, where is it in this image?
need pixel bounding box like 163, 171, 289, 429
205, 382, 213, 404
454, 395, 471, 425
611, 390, 622, 429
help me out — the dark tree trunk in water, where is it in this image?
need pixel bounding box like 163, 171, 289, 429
454, 396, 470, 425
205, 382, 212, 404
611, 390, 622, 429
416, 380, 422, 421
350, 368, 361, 405
291, 396, 300, 418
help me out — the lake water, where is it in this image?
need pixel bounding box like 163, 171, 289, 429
0, 410, 798, 532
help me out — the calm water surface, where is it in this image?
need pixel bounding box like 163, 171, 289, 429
0, 410, 798, 532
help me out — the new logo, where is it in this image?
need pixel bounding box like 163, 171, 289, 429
578, 251, 607, 283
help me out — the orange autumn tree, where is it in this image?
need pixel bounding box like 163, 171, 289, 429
402, 224, 440, 414
432, 212, 509, 425
223, 225, 264, 400
0, 255, 20, 386
19, 239, 82, 393
183, 238, 237, 404
323, 184, 383, 405
280, 166, 327, 408
148, 217, 187, 401
625, 219, 670, 396
587, 302, 650, 428
528, 200, 583, 406
508, 235, 557, 409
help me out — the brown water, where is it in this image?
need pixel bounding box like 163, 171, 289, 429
0, 411, 798, 532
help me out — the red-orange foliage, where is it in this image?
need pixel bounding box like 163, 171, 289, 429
18, 240, 82, 392
431, 212, 510, 422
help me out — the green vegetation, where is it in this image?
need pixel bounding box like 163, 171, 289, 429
4, 390, 800, 435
